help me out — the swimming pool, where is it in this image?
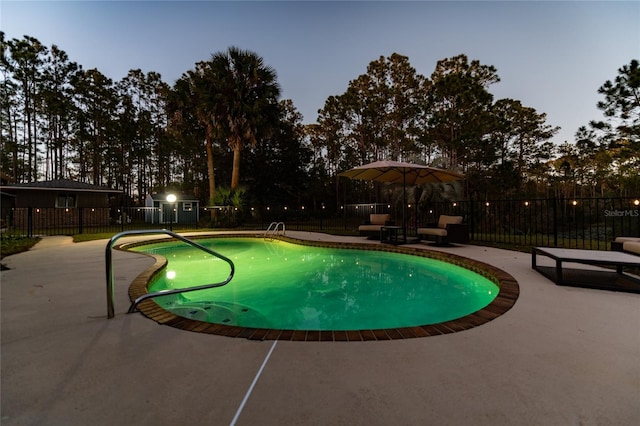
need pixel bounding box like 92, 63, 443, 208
126, 235, 519, 340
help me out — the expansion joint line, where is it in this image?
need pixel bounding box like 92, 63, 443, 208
230, 340, 278, 426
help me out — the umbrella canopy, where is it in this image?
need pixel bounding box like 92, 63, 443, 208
338, 160, 464, 185
339, 160, 464, 242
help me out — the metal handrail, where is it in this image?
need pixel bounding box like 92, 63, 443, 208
106, 229, 235, 318
264, 221, 285, 239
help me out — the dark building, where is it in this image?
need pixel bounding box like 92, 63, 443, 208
0, 179, 121, 229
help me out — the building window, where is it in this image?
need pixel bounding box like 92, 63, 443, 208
183, 202, 193, 212
55, 194, 77, 208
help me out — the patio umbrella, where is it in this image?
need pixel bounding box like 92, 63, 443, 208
339, 160, 464, 240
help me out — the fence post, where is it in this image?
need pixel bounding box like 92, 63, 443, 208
78, 207, 83, 234
553, 197, 558, 247
27, 206, 33, 238
607, 198, 618, 239
343, 205, 347, 231
637, 199, 640, 236
469, 198, 475, 240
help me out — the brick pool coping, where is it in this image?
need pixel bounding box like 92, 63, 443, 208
122, 233, 519, 341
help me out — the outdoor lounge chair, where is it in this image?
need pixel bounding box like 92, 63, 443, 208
359, 213, 393, 239
611, 237, 640, 256
417, 215, 469, 245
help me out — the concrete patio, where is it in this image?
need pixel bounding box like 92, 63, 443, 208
1, 231, 639, 425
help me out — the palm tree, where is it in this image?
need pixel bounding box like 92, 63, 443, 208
208, 47, 281, 189
169, 64, 219, 212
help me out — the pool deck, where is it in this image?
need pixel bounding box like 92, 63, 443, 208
1, 231, 639, 425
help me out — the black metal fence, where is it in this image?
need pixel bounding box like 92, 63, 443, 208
414, 197, 640, 250
5, 197, 639, 249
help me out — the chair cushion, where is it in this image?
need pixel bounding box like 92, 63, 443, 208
438, 215, 463, 229
623, 241, 640, 255
417, 228, 448, 237
615, 237, 640, 243
369, 214, 391, 225
359, 224, 384, 232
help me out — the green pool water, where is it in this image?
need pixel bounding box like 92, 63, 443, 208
133, 238, 498, 331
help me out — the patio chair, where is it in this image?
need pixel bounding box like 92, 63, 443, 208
417, 215, 469, 246
358, 213, 394, 239
611, 237, 640, 256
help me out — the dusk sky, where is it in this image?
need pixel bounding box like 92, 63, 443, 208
2, 1, 639, 146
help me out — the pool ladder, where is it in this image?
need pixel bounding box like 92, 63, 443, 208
105, 229, 235, 318
264, 221, 285, 240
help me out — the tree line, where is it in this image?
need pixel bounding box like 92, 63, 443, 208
309, 53, 639, 205
1, 33, 638, 219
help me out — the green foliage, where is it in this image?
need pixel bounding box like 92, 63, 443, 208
597, 59, 640, 124
426, 54, 500, 171
554, 59, 640, 198
210, 186, 247, 227
230, 186, 246, 208
0, 234, 40, 259
245, 100, 312, 207
207, 46, 281, 190
316, 53, 426, 168
315, 52, 560, 202
212, 186, 231, 206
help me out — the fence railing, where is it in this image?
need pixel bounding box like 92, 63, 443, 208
4, 197, 639, 250
6, 206, 202, 237
414, 197, 640, 250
